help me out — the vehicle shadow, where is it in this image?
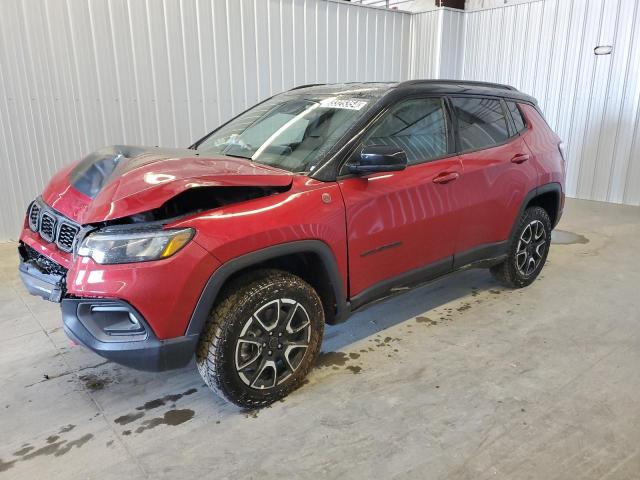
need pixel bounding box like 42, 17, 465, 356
321, 267, 501, 353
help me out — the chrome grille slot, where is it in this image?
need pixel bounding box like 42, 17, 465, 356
28, 202, 41, 231
57, 223, 79, 252
40, 213, 57, 243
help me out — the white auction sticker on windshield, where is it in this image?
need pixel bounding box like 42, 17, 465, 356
320, 98, 368, 110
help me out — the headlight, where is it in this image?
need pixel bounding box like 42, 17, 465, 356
78, 228, 194, 264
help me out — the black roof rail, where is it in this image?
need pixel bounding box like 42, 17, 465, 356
288, 83, 326, 91
398, 79, 518, 91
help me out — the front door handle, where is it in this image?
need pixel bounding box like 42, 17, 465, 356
510, 153, 530, 164
432, 172, 460, 184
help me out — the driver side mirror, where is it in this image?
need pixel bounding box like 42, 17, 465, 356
347, 145, 407, 175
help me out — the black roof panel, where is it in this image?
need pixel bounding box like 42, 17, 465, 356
288, 80, 536, 104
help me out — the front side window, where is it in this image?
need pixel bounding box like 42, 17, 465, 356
195, 93, 376, 173
360, 97, 449, 164
452, 97, 509, 151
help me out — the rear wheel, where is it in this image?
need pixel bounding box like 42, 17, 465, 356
490, 206, 552, 288
196, 269, 324, 408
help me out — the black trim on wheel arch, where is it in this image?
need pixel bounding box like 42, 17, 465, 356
186, 240, 348, 336
510, 183, 563, 241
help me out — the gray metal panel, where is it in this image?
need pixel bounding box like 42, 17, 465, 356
0, 0, 412, 240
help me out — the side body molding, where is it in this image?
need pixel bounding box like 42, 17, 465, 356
185, 240, 349, 335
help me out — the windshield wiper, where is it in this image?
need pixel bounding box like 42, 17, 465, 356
222, 153, 253, 160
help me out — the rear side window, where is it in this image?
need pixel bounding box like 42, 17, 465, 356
361, 97, 448, 164
506, 101, 526, 133
451, 97, 509, 151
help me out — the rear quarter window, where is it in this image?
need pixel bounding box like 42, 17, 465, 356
451, 97, 509, 151
506, 101, 526, 133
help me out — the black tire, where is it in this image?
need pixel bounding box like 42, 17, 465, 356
196, 269, 324, 408
490, 206, 552, 288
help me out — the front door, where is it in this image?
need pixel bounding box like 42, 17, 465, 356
337, 97, 464, 303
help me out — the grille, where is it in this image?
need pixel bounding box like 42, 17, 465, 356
28, 202, 41, 231
58, 223, 79, 252
40, 213, 56, 242
27, 199, 81, 253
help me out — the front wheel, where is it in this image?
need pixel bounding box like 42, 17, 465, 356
196, 269, 324, 408
490, 206, 552, 288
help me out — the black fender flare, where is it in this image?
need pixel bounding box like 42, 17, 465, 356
509, 182, 563, 241
185, 240, 349, 336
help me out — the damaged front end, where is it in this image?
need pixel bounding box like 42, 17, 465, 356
20, 144, 294, 304
18, 243, 68, 302
109, 184, 290, 225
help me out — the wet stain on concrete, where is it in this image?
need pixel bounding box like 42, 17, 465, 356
59, 424, 75, 433
106, 440, 114, 447
12, 445, 34, 456
135, 388, 198, 411
0, 459, 16, 472
134, 409, 195, 433
349, 352, 360, 359
10, 433, 94, 463
114, 412, 145, 425
316, 351, 349, 368
457, 303, 472, 312
79, 374, 111, 391
346, 365, 362, 374
416, 316, 438, 326
52, 434, 93, 457
552, 230, 589, 245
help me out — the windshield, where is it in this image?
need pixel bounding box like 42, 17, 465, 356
195, 93, 376, 173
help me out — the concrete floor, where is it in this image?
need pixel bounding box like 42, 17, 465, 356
1, 198, 639, 479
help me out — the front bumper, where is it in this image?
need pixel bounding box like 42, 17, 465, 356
19, 259, 65, 302
18, 242, 202, 372
61, 298, 197, 371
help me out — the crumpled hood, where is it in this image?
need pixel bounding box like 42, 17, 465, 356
42, 145, 294, 224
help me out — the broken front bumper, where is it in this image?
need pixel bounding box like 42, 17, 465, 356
18, 244, 67, 302
18, 242, 198, 372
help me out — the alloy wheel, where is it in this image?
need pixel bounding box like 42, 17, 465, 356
516, 219, 547, 277
234, 298, 311, 389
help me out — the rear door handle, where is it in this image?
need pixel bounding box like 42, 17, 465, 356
432, 172, 460, 184
510, 153, 530, 164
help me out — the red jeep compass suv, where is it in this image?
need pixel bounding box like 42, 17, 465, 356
19, 81, 565, 407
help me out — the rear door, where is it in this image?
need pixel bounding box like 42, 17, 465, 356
450, 96, 538, 263
338, 97, 464, 301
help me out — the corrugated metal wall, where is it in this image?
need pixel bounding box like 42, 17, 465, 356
409, 9, 465, 79
459, 0, 640, 205
410, 10, 442, 78
0, 0, 412, 240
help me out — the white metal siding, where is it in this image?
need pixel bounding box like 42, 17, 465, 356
459, 0, 640, 205
0, 0, 412, 240
410, 10, 442, 78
